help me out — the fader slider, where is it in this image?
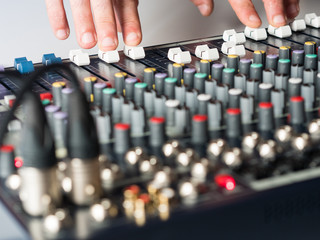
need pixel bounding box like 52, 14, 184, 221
98, 50, 120, 63
244, 27, 267, 41
167, 47, 192, 64
222, 29, 246, 44
69, 49, 90, 66
195, 45, 219, 61
123, 45, 145, 60
290, 19, 307, 32
305, 13, 320, 28
268, 25, 292, 38
221, 42, 245, 57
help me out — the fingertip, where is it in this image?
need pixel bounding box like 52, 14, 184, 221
124, 32, 142, 46
55, 29, 70, 40
245, 22, 262, 28
114, 0, 142, 47
198, 4, 213, 16
247, 15, 262, 28
99, 37, 118, 52
263, 0, 287, 27
79, 32, 97, 49
271, 14, 287, 27
229, 0, 261, 28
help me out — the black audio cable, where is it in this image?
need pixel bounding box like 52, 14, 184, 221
0, 63, 102, 210
17, 89, 62, 216
19, 90, 56, 168
0, 64, 80, 216
0, 63, 102, 206
0, 64, 80, 147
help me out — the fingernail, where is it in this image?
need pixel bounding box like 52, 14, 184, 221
273, 15, 286, 25
249, 15, 261, 23
287, 4, 298, 16
101, 37, 116, 49
198, 4, 209, 16
126, 32, 139, 45
81, 32, 95, 45
56, 29, 68, 40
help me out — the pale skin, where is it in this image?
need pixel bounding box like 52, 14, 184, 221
45, 0, 300, 52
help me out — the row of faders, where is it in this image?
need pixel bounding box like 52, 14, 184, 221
1, 13, 320, 239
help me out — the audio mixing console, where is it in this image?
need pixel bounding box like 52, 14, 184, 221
2, 14, 320, 240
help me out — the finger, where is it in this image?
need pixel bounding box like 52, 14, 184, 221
115, 14, 122, 33
70, 0, 97, 49
91, 0, 118, 51
190, 0, 214, 16
114, 0, 142, 46
228, 0, 261, 28
45, 0, 70, 40
284, 0, 300, 20
262, 0, 286, 27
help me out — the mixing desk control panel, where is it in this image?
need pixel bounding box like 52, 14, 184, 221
2, 14, 320, 240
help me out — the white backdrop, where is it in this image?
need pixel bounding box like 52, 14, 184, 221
0, 0, 318, 67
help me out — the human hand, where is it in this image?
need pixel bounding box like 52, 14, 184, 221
190, 0, 300, 28
45, 0, 142, 52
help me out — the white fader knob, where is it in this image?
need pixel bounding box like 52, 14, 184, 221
223, 29, 246, 44
290, 19, 306, 32
244, 27, 267, 41
167, 47, 192, 64
195, 45, 219, 61
69, 49, 90, 66
230, 33, 246, 45
268, 25, 292, 38
123, 45, 145, 60
221, 42, 246, 57
223, 29, 237, 41
305, 13, 320, 28
98, 50, 120, 63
